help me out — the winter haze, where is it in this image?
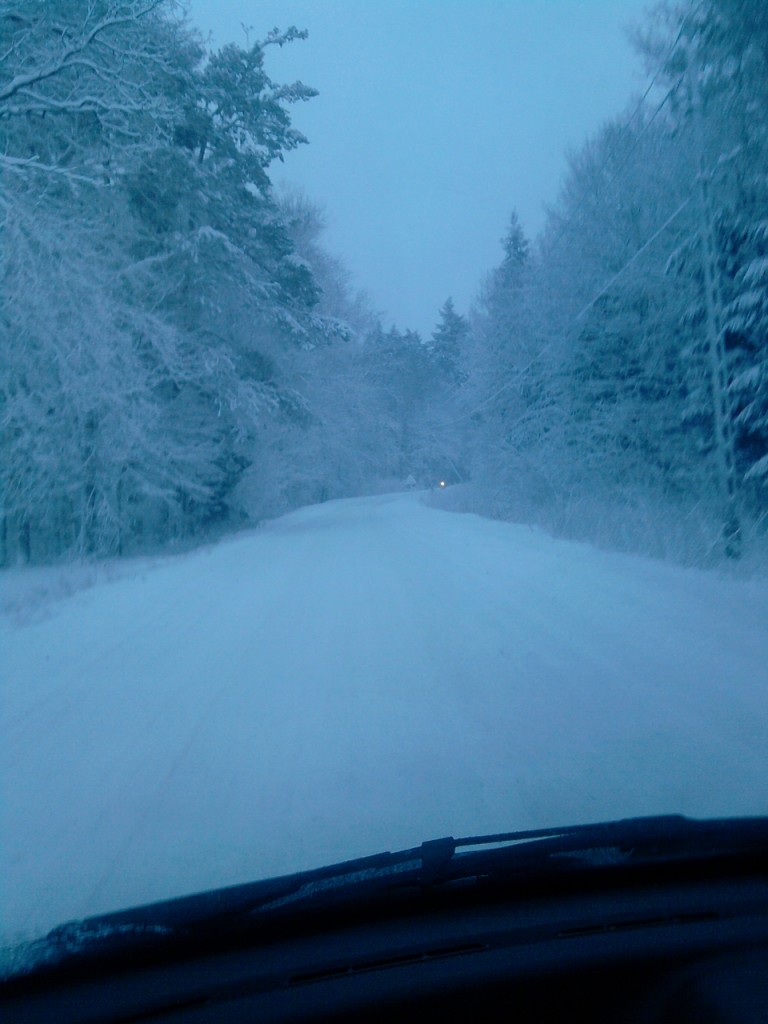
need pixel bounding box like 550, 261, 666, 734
2, 0, 767, 949
186, 0, 651, 336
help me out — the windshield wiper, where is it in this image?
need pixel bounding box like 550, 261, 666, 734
6, 814, 768, 979
244, 813, 768, 914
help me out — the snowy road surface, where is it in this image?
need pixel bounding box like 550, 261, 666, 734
2, 491, 768, 942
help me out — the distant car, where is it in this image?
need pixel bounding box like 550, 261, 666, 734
3, 814, 768, 1023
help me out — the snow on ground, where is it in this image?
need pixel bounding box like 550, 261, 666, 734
2, 491, 768, 943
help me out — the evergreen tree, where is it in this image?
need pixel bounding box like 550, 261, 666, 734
428, 298, 469, 384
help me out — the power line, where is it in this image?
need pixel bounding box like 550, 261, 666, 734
572, 197, 692, 323
543, 76, 682, 256
541, 2, 701, 255
441, 4, 705, 428
448, 183, 698, 427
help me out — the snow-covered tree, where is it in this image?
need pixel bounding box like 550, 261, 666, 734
428, 298, 468, 385
633, 0, 768, 520
1, 4, 334, 562
0, 0, 182, 183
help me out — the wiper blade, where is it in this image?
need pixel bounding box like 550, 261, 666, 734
7, 814, 768, 978
251, 813, 768, 912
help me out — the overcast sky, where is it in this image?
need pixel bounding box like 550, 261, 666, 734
185, 0, 651, 338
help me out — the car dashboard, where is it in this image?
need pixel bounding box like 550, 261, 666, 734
3, 850, 767, 1024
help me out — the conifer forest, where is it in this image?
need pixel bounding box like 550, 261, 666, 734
2, 0, 767, 568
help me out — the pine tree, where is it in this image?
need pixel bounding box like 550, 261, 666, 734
428, 298, 469, 384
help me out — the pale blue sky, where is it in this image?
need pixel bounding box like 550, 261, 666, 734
185, 0, 651, 337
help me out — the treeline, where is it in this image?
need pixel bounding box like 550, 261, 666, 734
442, 0, 768, 564
3, 1, 767, 570
0, 1, 447, 565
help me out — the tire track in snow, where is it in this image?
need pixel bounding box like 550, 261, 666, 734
2, 492, 767, 938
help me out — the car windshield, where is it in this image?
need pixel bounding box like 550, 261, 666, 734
2, 0, 767, 951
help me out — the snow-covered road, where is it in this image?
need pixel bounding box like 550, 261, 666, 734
2, 491, 768, 942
